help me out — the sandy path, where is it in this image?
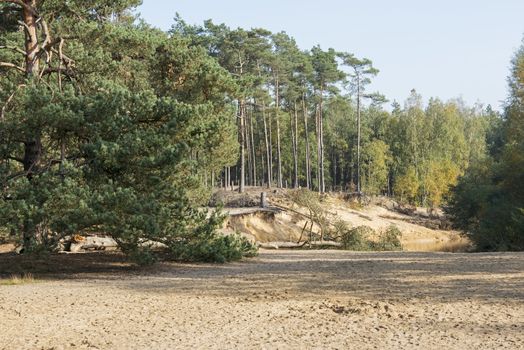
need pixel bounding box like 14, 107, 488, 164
1, 250, 523, 350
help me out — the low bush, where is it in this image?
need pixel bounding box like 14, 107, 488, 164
339, 225, 403, 251
372, 225, 403, 251
169, 233, 258, 263
340, 226, 375, 251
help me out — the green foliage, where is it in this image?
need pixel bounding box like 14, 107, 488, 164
447, 37, 524, 252
170, 232, 258, 263
128, 247, 158, 266
447, 161, 524, 251
0, 2, 247, 263
339, 225, 402, 251
423, 159, 461, 208
168, 11, 494, 207
340, 225, 374, 251
1, 0, 517, 262
394, 166, 419, 204
372, 225, 403, 251
361, 140, 390, 194
0, 228, 8, 244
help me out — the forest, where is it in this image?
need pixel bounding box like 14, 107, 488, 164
0, 0, 522, 263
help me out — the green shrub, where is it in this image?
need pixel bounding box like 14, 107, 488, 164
373, 225, 403, 251
169, 233, 258, 263
340, 226, 375, 251
0, 228, 9, 244
339, 225, 403, 252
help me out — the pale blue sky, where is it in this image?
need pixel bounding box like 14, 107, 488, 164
137, 1, 524, 111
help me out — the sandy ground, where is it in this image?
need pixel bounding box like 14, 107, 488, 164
1, 250, 523, 350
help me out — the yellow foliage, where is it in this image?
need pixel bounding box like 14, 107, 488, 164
394, 166, 419, 203
424, 160, 461, 207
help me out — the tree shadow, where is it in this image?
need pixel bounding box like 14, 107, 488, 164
1, 250, 523, 303
104, 251, 524, 302
0, 251, 140, 278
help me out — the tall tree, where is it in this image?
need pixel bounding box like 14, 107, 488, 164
310, 46, 344, 193
339, 54, 379, 194
0, 2, 249, 261
272, 32, 304, 188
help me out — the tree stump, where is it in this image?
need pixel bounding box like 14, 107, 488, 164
260, 192, 268, 208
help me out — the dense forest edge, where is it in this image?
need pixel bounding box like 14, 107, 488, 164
0, 1, 522, 264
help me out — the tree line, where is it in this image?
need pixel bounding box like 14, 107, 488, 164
172, 18, 500, 210
0, 1, 521, 258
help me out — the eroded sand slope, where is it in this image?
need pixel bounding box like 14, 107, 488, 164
222, 190, 469, 251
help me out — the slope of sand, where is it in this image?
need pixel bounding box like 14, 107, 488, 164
1, 250, 523, 350
222, 189, 469, 251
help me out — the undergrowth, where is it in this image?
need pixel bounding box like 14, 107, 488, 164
340, 225, 403, 251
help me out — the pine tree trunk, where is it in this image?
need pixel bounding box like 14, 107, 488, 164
236, 52, 247, 193
245, 106, 252, 186
333, 152, 337, 191
315, 102, 320, 192
302, 92, 311, 189
261, 100, 272, 188
268, 98, 273, 186
357, 77, 361, 194
319, 83, 325, 193
228, 167, 232, 190
21, 0, 42, 250
275, 75, 283, 188
23, 0, 39, 77
249, 105, 257, 186
261, 144, 266, 187
292, 102, 299, 188
239, 100, 246, 193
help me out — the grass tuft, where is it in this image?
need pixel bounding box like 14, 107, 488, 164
0, 273, 35, 286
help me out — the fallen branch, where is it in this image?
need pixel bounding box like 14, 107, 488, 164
258, 240, 342, 249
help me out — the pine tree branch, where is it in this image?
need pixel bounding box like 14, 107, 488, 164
0, 61, 25, 73
16, 20, 32, 35
0, 0, 38, 16
40, 19, 51, 47
1, 84, 26, 120
41, 66, 76, 78
6, 170, 28, 182
6, 156, 24, 164
0, 45, 27, 56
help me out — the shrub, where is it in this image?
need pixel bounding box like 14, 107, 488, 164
340, 226, 375, 251
169, 233, 258, 263
288, 189, 330, 240
0, 228, 9, 244
339, 225, 403, 252
373, 225, 403, 251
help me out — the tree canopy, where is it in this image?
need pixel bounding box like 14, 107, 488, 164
0, 1, 521, 256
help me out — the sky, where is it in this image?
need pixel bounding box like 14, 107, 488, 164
136, 0, 524, 111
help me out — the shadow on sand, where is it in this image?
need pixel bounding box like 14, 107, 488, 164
2, 250, 522, 303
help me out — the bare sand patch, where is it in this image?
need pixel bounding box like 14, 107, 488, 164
0, 250, 522, 349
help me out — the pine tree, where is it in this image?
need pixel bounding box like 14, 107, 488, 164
0, 1, 253, 261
